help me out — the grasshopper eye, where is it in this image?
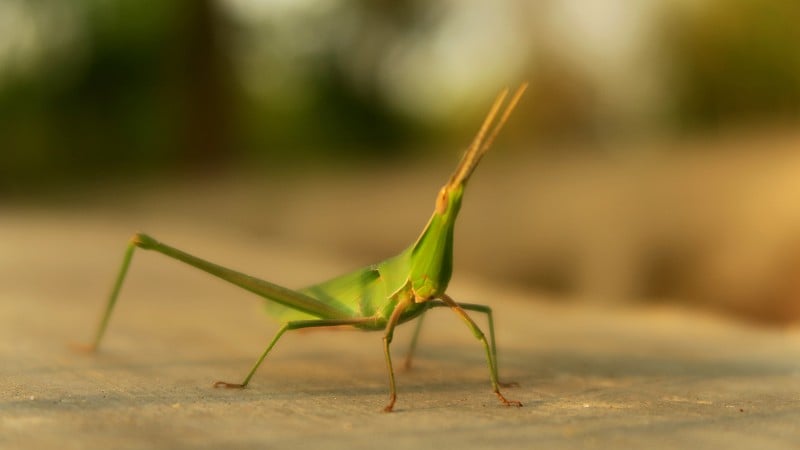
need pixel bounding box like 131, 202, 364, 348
436, 187, 449, 214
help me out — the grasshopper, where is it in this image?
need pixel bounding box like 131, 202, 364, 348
87, 84, 528, 412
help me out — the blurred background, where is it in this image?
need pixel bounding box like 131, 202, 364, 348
3, 0, 800, 324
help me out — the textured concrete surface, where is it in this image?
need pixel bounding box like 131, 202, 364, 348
3, 195, 800, 450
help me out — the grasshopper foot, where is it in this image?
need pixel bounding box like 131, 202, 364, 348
69, 342, 98, 354
495, 390, 523, 407
382, 393, 397, 413
213, 381, 245, 389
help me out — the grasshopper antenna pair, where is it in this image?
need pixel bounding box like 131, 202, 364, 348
86, 83, 528, 412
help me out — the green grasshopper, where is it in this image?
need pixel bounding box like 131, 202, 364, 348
87, 83, 528, 412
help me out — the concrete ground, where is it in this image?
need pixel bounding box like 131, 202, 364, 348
2, 173, 800, 450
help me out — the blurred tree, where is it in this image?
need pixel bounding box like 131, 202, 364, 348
665, 0, 800, 131
3, 0, 800, 194
174, 0, 235, 171
0, 0, 195, 192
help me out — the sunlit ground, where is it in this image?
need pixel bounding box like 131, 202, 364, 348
3, 1, 800, 447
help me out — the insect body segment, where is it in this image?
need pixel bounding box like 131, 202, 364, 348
87, 83, 528, 412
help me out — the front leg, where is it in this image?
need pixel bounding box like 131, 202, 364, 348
457, 302, 518, 388
381, 298, 411, 412
404, 300, 518, 387
437, 294, 522, 407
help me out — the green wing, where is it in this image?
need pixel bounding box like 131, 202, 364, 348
262, 265, 384, 321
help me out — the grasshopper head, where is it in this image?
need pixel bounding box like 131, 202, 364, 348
408, 184, 463, 300
407, 83, 527, 301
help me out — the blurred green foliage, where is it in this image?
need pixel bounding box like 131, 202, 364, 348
666, 0, 800, 130
1, 0, 798, 194
0, 0, 421, 194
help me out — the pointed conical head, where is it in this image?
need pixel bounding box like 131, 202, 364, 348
409, 83, 528, 300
